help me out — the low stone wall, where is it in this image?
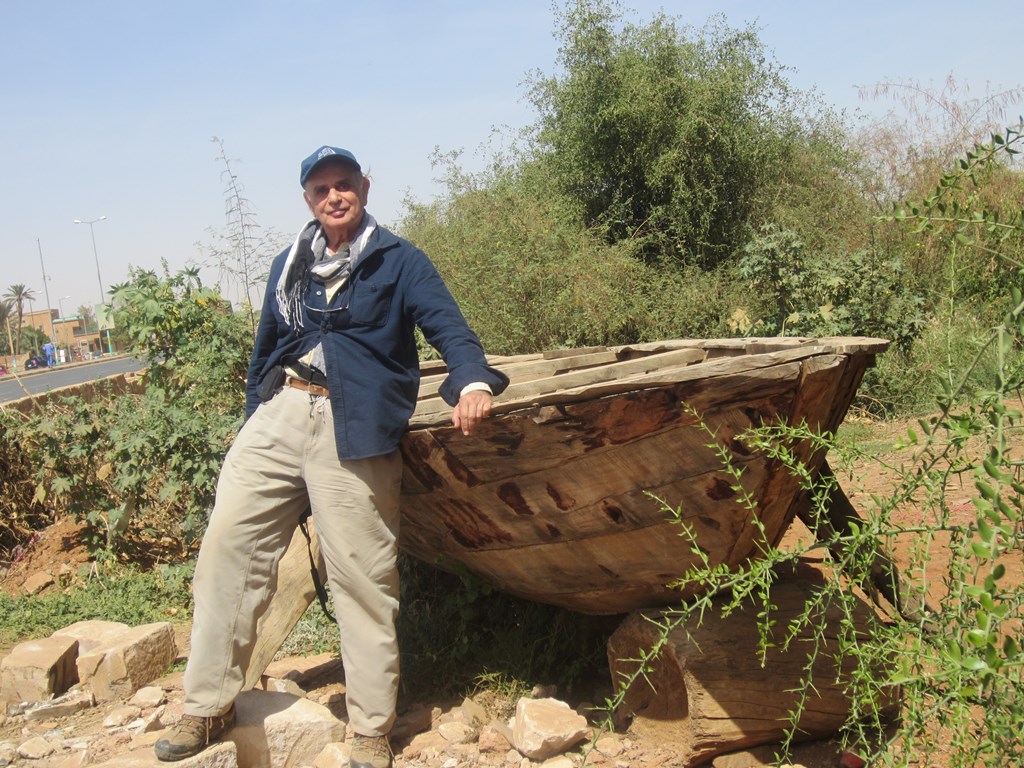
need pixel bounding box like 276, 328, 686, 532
2, 370, 146, 417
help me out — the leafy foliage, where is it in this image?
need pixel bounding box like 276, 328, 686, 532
734, 223, 927, 349
400, 152, 737, 353
1, 267, 250, 556
109, 264, 251, 413
526, 2, 838, 268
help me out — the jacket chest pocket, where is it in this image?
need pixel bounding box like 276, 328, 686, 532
348, 280, 395, 327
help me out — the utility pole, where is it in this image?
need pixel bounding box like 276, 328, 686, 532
37, 239, 57, 353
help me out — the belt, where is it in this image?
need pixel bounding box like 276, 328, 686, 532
286, 377, 329, 397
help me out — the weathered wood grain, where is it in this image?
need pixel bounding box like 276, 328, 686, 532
400, 337, 888, 614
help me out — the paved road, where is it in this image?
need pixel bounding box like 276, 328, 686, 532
0, 357, 144, 403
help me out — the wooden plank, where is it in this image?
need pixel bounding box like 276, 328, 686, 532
608, 569, 899, 763
416, 350, 623, 399
244, 524, 323, 690
408, 342, 879, 426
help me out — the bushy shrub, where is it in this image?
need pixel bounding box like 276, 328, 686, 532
1, 268, 250, 556
400, 154, 739, 353
735, 223, 926, 350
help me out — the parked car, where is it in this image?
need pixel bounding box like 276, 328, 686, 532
24, 355, 48, 370
0, 363, 7, 375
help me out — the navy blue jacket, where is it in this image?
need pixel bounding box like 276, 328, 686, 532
246, 224, 509, 460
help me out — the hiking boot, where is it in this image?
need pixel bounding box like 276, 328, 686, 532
154, 704, 236, 762
349, 734, 392, 768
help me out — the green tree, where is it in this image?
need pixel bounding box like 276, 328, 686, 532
109, 264, 252, 412
1, 298, 15, 356
3, 284, 36, 356
76, 304, 97, 334
526, 1, 815, 267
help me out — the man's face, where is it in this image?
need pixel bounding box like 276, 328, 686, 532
303, 161, 370, 245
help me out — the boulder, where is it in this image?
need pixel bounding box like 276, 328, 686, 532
0, 635, 79, 707
511, 697, 589, 760
228, 689, 345, 768
55, 621, 177, 702
607, 567, 899, 766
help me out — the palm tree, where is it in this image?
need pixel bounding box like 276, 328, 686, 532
1, 298, 15, 357
3, 284, 36, 356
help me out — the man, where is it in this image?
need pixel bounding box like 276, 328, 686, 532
155, 146, 509, 768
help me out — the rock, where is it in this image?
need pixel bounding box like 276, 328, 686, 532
52, 620, 130, 654
228, 689, 345, 768
260, 677, 306, 698
391, 705, 433, 743
540, 756, 576, 768
478, 723, 513, 754
594, 734, 624, 758
263, 653, 342, 686
437, 720, 476, 744
22, 572, 55, 595
403, 730, 448, 761
92, 741, 236, 768
104, 705, 142, 728
511, 697, 589, 760
0, 635, 79, 706
313, 741, 350, 768
23, 689, 94, 721
710, 745, 779, 766
461, 696, 489, 728
128, 708, 163, 734
0, 742, 16, 766
55, 621, 177, 702
128, 686, 166, 709
54, 749, 91, 768
17, 735, 56, 759
491, 717, 516, 745
446, 742, 480, 763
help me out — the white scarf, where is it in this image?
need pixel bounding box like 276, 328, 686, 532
274, 213, 377, 328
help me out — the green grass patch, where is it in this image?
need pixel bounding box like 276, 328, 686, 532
0, 561, 194, 645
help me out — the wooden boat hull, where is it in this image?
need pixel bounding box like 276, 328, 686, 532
399, 337, 888, 615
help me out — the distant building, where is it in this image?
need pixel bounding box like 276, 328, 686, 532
19, 308, 118, 362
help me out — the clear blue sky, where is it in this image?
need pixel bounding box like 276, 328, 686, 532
1, 1, 1020, 316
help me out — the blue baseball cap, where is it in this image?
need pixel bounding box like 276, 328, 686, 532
299, 145, 361, 187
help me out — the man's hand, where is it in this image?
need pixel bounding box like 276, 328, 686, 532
452, 389, 493, 436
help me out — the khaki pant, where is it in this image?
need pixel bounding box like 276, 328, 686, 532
183, 385, 403, 736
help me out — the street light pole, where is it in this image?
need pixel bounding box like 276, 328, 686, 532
37, 239, 57, 351
73, 215, 111, 356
